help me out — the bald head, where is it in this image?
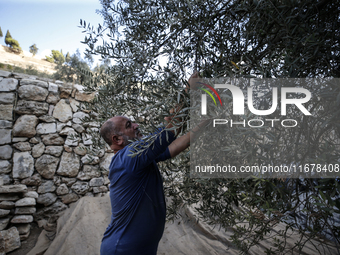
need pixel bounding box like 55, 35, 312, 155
100, 116, 141, 148
100, 117, 122, 146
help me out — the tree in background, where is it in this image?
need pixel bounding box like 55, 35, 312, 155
0, 27, 3, 38
4, 30, 11, 46
4, 30, 21, 52
54, 49, 92, 84
45, 50, 65, 64
65, 52, 71, 63
7, 39, 21, 51
92, 58, 110, 74
80, 0, 340, 253
29, 44, 38, 56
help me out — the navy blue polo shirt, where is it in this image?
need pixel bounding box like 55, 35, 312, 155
100, 128, 175, 255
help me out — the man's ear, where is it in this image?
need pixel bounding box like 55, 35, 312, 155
112, 135, 123, 146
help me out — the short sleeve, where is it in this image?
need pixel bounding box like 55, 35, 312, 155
122, 128, 175, 175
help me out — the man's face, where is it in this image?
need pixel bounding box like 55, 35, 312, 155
111, 116, 142, 145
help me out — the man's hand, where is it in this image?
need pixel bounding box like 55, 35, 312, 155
165, 72, 202, 136
185, 71, 201, 92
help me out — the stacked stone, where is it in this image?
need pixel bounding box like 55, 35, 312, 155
0, 184, 35, 253
0, 70, 114, 248
0, 185, 35, 238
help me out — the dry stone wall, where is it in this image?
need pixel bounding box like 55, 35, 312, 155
0, 70, 113, 253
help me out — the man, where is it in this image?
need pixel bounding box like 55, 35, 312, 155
99, 112, 199, 254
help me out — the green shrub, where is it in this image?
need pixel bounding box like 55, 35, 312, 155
10, 64, 54, 79
5, 36, 22, 53
25, 65, 38, 75
45, 50, 65, 64
13, 66, 25, 73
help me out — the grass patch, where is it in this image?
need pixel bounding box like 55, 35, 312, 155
0, 62, 54, 79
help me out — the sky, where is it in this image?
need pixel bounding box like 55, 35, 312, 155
0, 0, 104, 65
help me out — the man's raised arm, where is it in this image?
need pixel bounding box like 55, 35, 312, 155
165, 117, 208, 158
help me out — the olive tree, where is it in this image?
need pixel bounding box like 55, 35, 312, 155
80, 0, 340, 253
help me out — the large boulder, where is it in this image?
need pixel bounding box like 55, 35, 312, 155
13, 115, 39, 138
0, 227, 21, 253
20, 79, 48, 88
18, 85, 48, 101
0, 78, 18, 91
35, 154, 59, 179
57, 152, 80, 177
53, 99, 73, 122
15, 100, 49, 116
12, 152, 34, 179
